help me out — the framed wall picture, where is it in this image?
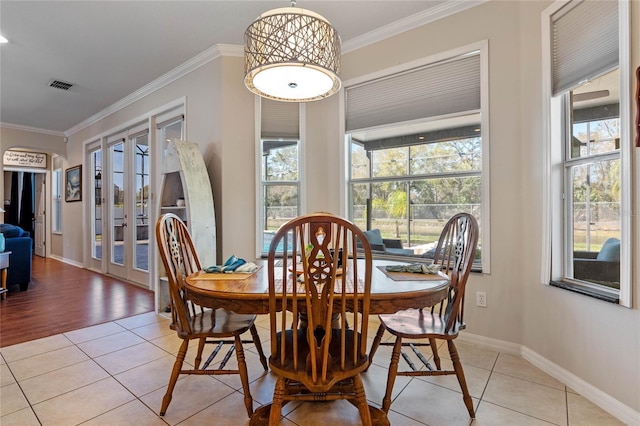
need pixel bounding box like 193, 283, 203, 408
65, 165, 82, 202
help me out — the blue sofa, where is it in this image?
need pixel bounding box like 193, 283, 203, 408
0, 224, 33, 291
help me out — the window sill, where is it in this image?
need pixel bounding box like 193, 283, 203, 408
549, 280, 619, 304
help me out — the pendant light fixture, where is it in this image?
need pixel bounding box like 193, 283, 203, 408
244, 1, 341, 102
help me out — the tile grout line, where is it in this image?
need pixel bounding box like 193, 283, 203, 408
4, 314, 611, 425
465, 344, 500, 420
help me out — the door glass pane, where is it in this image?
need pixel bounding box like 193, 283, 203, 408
161, 120, 183, 158
134, 135, 149, 271
164, 121, 183, 140
111, 142, 124, 266
92, 150, 102, 260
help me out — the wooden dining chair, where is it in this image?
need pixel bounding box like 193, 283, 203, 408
264, 212, 382, 426
367, 213, 479, 418
155, 213, 267, 417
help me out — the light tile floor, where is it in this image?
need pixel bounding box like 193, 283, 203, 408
0, 312, 624, 426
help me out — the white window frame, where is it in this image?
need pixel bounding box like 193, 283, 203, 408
541, 0, 631, 306
341, 41, 490, 273
254, 97, 306, 258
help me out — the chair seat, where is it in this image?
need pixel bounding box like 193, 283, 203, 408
271, 328, 367, 391
177, 308, 257, 339
378, 309, 461, 339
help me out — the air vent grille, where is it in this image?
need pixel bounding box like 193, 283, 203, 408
48, 79, 74, 91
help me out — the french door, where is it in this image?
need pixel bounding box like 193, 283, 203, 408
102, 127, 150, 285
85, 106, 183, 295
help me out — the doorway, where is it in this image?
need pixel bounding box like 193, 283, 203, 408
2, 169, 46, 257
34, 173, 45, 257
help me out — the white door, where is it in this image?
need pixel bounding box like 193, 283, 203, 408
34, 173, 46, 257
106, 130, 150, 285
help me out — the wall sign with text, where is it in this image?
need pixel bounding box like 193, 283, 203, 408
3, 151, 47, 168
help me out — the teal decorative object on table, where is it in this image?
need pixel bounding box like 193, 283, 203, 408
204, 255, 258, 273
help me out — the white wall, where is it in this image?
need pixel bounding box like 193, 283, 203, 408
56, 0, 638, 417
517, 0, 640, 415
0, 126, 66, 256
0, 127, 66, 210
341, 0, 527, 349
66, 58, 227, 265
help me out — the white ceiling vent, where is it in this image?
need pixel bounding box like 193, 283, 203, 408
48, 79, 74, 91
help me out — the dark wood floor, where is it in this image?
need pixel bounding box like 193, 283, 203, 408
0, 255, 155, 348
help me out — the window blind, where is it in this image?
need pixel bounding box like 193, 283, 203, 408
261, 98, 299, 139
551, 0, 618, 95
128, 122, 149, 140
345, 53, 480, 133
155, 105, 184, 129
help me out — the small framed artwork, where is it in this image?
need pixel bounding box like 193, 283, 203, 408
65, 165, 82, 202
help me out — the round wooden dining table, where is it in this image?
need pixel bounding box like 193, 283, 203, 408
184, 259, 449, 315
184, 259, 449, 426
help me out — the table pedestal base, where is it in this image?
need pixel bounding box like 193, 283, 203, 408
249, 402, 390, 426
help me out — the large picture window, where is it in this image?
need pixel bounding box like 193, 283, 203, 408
348, 118, 482, 266
345, 45, 488, 271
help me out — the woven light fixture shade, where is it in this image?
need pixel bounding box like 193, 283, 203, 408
244, 4, 341, 102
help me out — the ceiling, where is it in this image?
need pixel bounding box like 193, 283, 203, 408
0, 0, 481, 136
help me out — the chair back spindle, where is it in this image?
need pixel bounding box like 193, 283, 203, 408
266, 213, 377, 424
156, 213, 203, 336
431, 213, 479, 332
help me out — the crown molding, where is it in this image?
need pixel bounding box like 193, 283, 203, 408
1, 122, 64, 137
217, 44, 243, 57
65, 44, 227, 136
342, 0, 488, 53
64, 1, 486, 136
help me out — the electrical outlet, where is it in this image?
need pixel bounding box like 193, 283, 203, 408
476, 291, 487, 308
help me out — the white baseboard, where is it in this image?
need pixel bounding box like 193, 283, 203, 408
521, 346, 640, 425
458, 330, 522, 356
49, 254, 83, 268
459, 332, 639, 425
